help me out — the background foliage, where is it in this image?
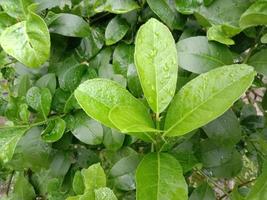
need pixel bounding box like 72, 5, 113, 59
0, 0, 267, 199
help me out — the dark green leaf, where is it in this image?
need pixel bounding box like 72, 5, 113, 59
248, 49, 267, 76
36, 73, 57, 95
105, 16, 129, 45
176, 36, 233, 73
146, 0, 185, 30
103, 126, 125, 151
189, 183, 216, 200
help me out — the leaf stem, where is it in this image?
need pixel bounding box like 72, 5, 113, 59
6, 170, 14, 196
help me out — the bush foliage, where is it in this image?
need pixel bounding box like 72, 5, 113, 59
1, 0, 267, 199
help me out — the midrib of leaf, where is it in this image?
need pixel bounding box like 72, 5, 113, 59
152, 21, 159, 114
157, 153, 160, 200
164, 71, 253, 136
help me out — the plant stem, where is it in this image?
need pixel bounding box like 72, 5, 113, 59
6, 170, 14, 196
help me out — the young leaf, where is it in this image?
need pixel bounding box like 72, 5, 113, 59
164, 64, 255, 137
239, 1, 267, 29
81, 163, 106, 191
0, 4, 50, 68
74, 79, 155, 133
73, 171, 85, 195
41, 118, 66, 143
26, 86, 52, 118
94, 0, 140, 14
136, 153, 188, 200
95, 187, 118, 200
177, 36, 233, 73
146, 0, 185, 30
105, 16, 129, 45
134, 18, 178, 114
0, 127, 28, 163
261, 33, 267, 43
248, 49, 267, 76
48, 13, 90, 37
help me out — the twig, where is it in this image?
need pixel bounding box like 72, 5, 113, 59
6, 170, 14, 196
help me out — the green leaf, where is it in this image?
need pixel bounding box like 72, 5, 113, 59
57, 56, 87, 92
248, 49, 267, 76
0, 12, 16, 34
94, 0, 140, 14
127, 63, 143, 98
95, 187, 118, 200
239, 1, 267, 29
134, 18, 178, 114
113, 43, 134, 77
189, 183, 216, 200
11, 173, 36, 200
16, 74, 31, 97
175, 0, 201, 15
207, 25, 241, 45
110, 154, 142, 191
73, 171, 85, 195
203, 109, 241, 147
0, 0, 33, 20
35, 73, 57, 95
176, 36, 233, 73
41, 118, 66, 143
164, 64, 255, 137
26, 86, 52, 118
136, 153, 188, 200
246, 162, 267, 200
48, 13, 90, 37
81, 163, 106, 191
74, 79, 155, 133
195, 0, 251, 27
103, 126, 125, 151
71, 112, 103, 145
261, 33, 267, 43
146, 0, 185, 30
105, 16, 129, 45
0, 127, 28, 163
0, 4, 50, 68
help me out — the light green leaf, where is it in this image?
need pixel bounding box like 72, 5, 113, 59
26, 86, 52, 118
177, 36, 233, 73
48, 13, 90, 37
136, 153, 188, 200
0, 4, 50, 68
146, 0, 185, 30
207, 25, 241, 45
81, 163, 106, 191
246, 162, 267, 199
105, 16, 129, 45
0, 0, 33, 20
164, 64, 255, 137
94, 0, 140, 14
41, 118, 66, 143
261, 33, 267, 43
0, 127, 28, 163
134, 18, 178, 114
239, 1, 267, 29
95, 187, 118, 200
74, 79, 155, 134
248, 49, 267, 76
73, 171, 85, 195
